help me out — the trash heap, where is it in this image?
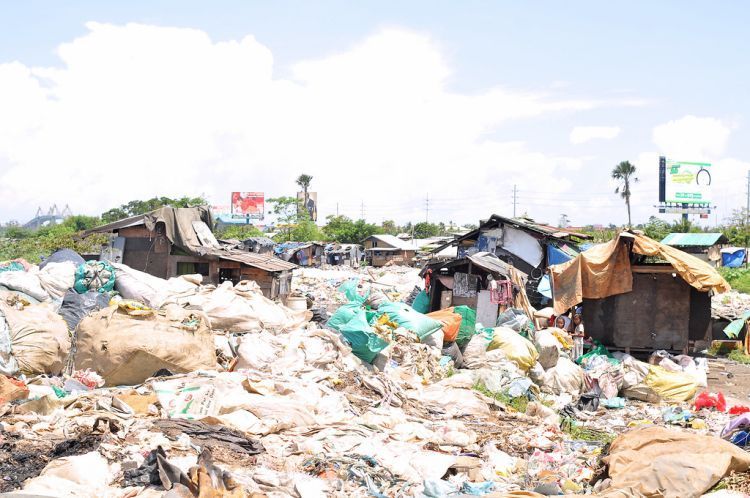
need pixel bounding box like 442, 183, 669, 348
2, 253, 750, 497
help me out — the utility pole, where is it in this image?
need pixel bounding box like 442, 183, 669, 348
360, 200, 365, 220
336, 202, 339, 217
512, 185, 518, 218
425, 193, 430, 222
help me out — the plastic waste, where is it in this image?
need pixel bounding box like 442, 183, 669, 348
426, 308, 461, 343
73, 260, 115, 294
487, 327, 538, 372
411, 290, 430, 313
376, 301, 442, 341
453, 305, 478, 347
695, 391, 727, 412
602, 397, 626, 409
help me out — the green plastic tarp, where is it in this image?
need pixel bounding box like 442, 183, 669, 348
376, 302, 442, 341
453, 305, 477, 346
411, 290, 430, 314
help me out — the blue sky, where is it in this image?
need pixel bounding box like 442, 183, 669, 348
0, 1, 748, 226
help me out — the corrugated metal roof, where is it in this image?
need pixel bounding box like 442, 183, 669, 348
364, 234, 418, 250
217, 250, 297, 272
661, 232, 727, 247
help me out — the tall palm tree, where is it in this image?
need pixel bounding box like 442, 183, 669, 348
612, 161, 638, 227
296, 174, 313, 219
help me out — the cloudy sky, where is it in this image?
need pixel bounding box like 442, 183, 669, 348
1, 1, 748, 227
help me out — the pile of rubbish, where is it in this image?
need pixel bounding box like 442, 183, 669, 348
2, 251, 750, 497
291, 264, 423, 311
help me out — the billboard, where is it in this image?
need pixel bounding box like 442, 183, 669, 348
297, 191, 318, 221
231, 192, 264, 219
659, 158, 711, 204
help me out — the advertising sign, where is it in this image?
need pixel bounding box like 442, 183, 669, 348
231, 192, 264, 219
297, 191, 318, 221
663, 159, 712, 204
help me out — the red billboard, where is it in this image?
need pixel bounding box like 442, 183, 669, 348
231, 192, 264, 219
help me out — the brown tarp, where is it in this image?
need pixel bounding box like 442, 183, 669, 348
143, 206, 214, 254
549, 232, 730, 313
599, 426, 750, 497
74, 304, 217, 386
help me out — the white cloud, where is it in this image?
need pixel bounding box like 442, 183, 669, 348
0, 23, 634, 224
652, 115, 731, 159
569, 126, 621, 144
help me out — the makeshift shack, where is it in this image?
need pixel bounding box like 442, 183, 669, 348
550, 231, 730, 353
83, 207, 296, 299
362, 234, 417, 267
419, 252, 533, 326
661, 232, 728, 266
325, 243, 363, 266
430, 214, 589, 305
275, 242, 324, 267
241, 236, 276, 255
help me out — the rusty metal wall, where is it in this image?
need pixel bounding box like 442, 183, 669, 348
583, 271, 707, 351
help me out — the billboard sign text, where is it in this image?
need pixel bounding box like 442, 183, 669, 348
661, 159, 711, 205
231, 192, 264, 219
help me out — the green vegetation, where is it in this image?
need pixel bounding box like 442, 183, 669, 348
728, 349, 750, 365
612, 160, 639, 227
0, 217, 107, 263
719, 267, 750, 293
561, 417, 616, 444
322, 215, 382, 243
214, 225, 264, 240
101, 195, 208, 223
472, 380, 529, 413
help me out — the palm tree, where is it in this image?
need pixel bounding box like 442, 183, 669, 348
612, 161, 639, 227
296, 174, 313, 219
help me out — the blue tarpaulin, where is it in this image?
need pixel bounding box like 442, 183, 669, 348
537, 274, 552, 299
547, 245, 573, 265
722, 248, 746, 268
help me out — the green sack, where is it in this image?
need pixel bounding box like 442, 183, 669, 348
412, 290, 430, 314
327, 303, 362, 332
74, 260, 115, 294
327, 279, 371, 331
576, 340, 615, 365
376, 302, 442, 341
453, 305, 477, 347
339, 310, 389, 363
338, 278, 368, 304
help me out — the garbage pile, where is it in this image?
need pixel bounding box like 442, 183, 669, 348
291, 264, 423, 311
2, 252, 750, 497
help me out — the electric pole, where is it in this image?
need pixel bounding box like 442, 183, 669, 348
512, 185, 518, 217
746, 170, 749, 227
336, 202, 339, 217
425, 194, 430, 222
360, 200, 365, 220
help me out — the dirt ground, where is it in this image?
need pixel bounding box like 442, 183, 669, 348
707, 358, 750, 406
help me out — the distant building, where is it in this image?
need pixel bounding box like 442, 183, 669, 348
661, 232, 729, 266
362, 234, 418, 267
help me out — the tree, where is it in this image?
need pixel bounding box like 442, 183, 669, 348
215, 225, 264, 240
296, 174, 313, 219
101, 195, 208, 223
268, 196, 302, 241
413, 222, 440, 239
641, 216, 671, 241
381, 220, 399, 235
612, 161, 639, 227
323, 215, 382, 243
63, 215, 101, 231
